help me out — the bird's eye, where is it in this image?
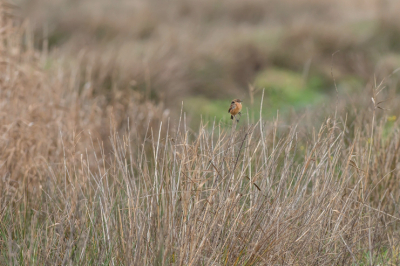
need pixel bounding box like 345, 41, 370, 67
231, 101, 234, 104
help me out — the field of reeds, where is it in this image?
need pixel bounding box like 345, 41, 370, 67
1, 0, 400, 265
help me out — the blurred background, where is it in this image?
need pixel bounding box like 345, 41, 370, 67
17, 0, 400, 125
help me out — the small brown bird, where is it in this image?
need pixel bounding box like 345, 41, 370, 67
228, 99, 242, 122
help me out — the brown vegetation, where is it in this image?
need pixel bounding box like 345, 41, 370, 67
22, 0, 400, 107
1, 1, 400, 265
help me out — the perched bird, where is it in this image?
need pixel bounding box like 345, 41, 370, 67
228, 99, 242, 122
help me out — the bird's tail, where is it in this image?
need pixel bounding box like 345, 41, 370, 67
231, 115, 233, 120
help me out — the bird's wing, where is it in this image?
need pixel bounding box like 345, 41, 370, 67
228, 103, 236, 113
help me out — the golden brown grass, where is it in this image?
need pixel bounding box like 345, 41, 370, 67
1, 1, 400, 265
0, 5, 165, 194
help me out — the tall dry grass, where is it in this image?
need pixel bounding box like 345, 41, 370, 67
3, 89, 400, 264
0, 3, 164, 197
1, 2, 400, 265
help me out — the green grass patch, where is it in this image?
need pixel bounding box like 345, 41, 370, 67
184, 68, 331, 127
254, 67, 327, 113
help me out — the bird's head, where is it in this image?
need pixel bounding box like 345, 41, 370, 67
232, 99, 242, 103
